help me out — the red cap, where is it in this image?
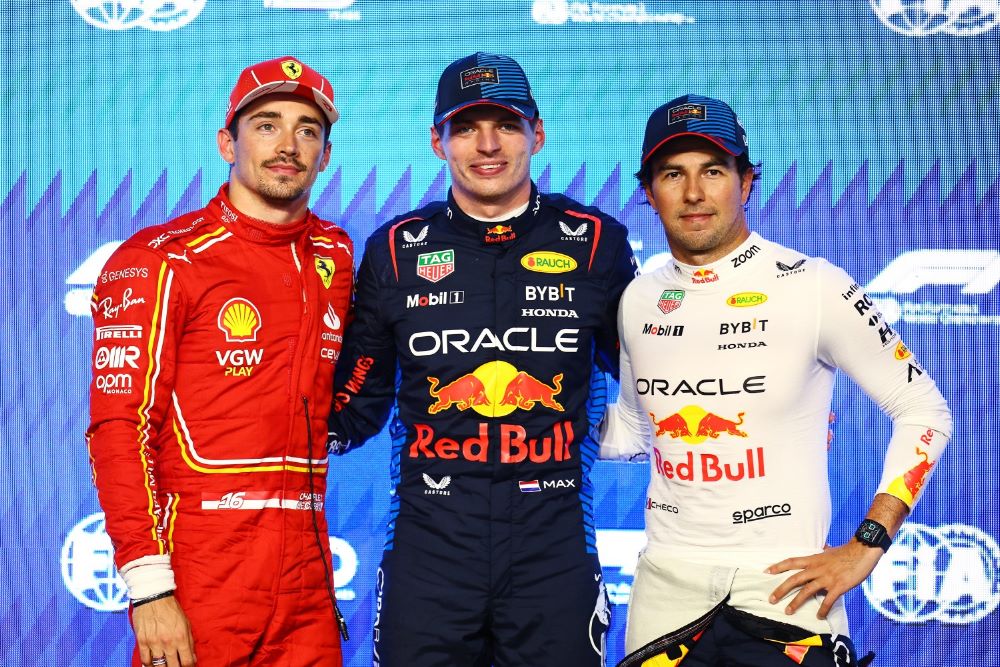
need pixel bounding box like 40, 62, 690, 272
226, 56, 339, 128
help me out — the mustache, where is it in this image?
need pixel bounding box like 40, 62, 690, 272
262, 157, 307, 171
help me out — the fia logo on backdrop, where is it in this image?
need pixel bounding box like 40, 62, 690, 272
70, 0, 206, 31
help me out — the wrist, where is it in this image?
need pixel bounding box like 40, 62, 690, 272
119, 554, 176, 600
854, 518, 893, 551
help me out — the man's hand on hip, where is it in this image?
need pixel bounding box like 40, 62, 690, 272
764, 541, 883, 619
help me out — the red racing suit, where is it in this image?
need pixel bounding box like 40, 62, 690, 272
86, 185, 353, 665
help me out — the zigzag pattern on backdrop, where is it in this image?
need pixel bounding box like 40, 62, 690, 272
5, 160, 997, 277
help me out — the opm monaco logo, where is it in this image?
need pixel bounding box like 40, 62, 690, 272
869, 0, 1000, 36
70, 0, 206, 31
865, 249, 1000, 325
863, 523, 1000, 624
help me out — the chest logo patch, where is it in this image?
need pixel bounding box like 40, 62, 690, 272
314, 256, 335, 289
417, 249, 455, 283
521, 251, 577, 274
657, 290, 685, 314
727, 292, 768, 308
218, 298, 262, 342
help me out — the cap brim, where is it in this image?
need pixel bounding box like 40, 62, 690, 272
228, 82, 339, 127
435, 100, 535, 127
642, 132, 742, 165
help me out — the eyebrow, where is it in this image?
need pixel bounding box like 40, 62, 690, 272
245, 110, 323, 128
656, 157, 731, 171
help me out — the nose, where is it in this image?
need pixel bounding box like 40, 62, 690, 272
682, 176, 704, 203
277, 130, 300, 157
476, 127, 501, 154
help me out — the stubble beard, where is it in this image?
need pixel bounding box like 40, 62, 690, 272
257, 174, 308, 202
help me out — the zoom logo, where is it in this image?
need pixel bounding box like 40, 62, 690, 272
732, 503, 791, 524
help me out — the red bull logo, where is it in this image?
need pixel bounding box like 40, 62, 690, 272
653, 446, 765, 483
692, 269, 718, 284
426, 362, 564, 416
648, 406, 762, 482
408, 421, 575, 464
648, 407, 748, 444
887, 436, 937, 505
484, 225, 516, 244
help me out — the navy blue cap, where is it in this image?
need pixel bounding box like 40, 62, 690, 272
641, 94, 749, 166
433, 52, 539, 127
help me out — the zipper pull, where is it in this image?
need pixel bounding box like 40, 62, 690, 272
335, 602, 350, 641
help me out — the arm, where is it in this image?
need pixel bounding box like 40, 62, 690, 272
599, 286, 653, 462
593, 224, 639, 379
85, 245, 195, 664
768, 262, 952, 617
327, 237, 400, 452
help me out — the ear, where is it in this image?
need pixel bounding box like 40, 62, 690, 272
531, 118, 545, 155
217, 128, 236, 165
319, 141, 332, 173
643, 183, 656, 208
740, 166, 754, 205
430, 124, 447, 161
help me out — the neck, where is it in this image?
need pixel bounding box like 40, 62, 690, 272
227, 180, 309, 225
671, 227, 752, 266
451, 182, 531, 220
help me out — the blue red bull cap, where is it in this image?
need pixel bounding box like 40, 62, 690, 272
641, 94, 748, 166
433, 52, 539, 127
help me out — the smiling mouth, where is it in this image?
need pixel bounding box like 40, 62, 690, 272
471, 162, 505, 174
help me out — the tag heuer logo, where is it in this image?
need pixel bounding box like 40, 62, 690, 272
417, 249, 455, 283
657, 290, 684, 314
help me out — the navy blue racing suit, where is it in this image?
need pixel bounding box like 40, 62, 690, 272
329, 184, 636, 666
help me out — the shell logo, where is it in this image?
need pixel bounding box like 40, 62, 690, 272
218, 298, 262, 343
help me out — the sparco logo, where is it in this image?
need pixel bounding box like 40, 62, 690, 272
408, 328, 579, 356
733, 503, 791, 524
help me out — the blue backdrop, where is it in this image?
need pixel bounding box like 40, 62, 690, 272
2, 1, 998, 665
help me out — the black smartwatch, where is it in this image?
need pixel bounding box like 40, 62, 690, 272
855, 519, 893, 551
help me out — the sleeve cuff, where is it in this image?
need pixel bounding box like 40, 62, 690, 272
119, 554, 176, 600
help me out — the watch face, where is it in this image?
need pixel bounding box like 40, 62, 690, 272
857, 519, 890, 549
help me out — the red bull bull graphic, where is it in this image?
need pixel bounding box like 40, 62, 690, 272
887, 437, 937, 506
650, 412, 691, 438
408, 421, 575, 464
695, 411, 746, 438
500, 371, 564, 411
427, 374, 490, 413
648, 406, 763, 483
648, 407, 748, 445
426, 362, 565, 416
